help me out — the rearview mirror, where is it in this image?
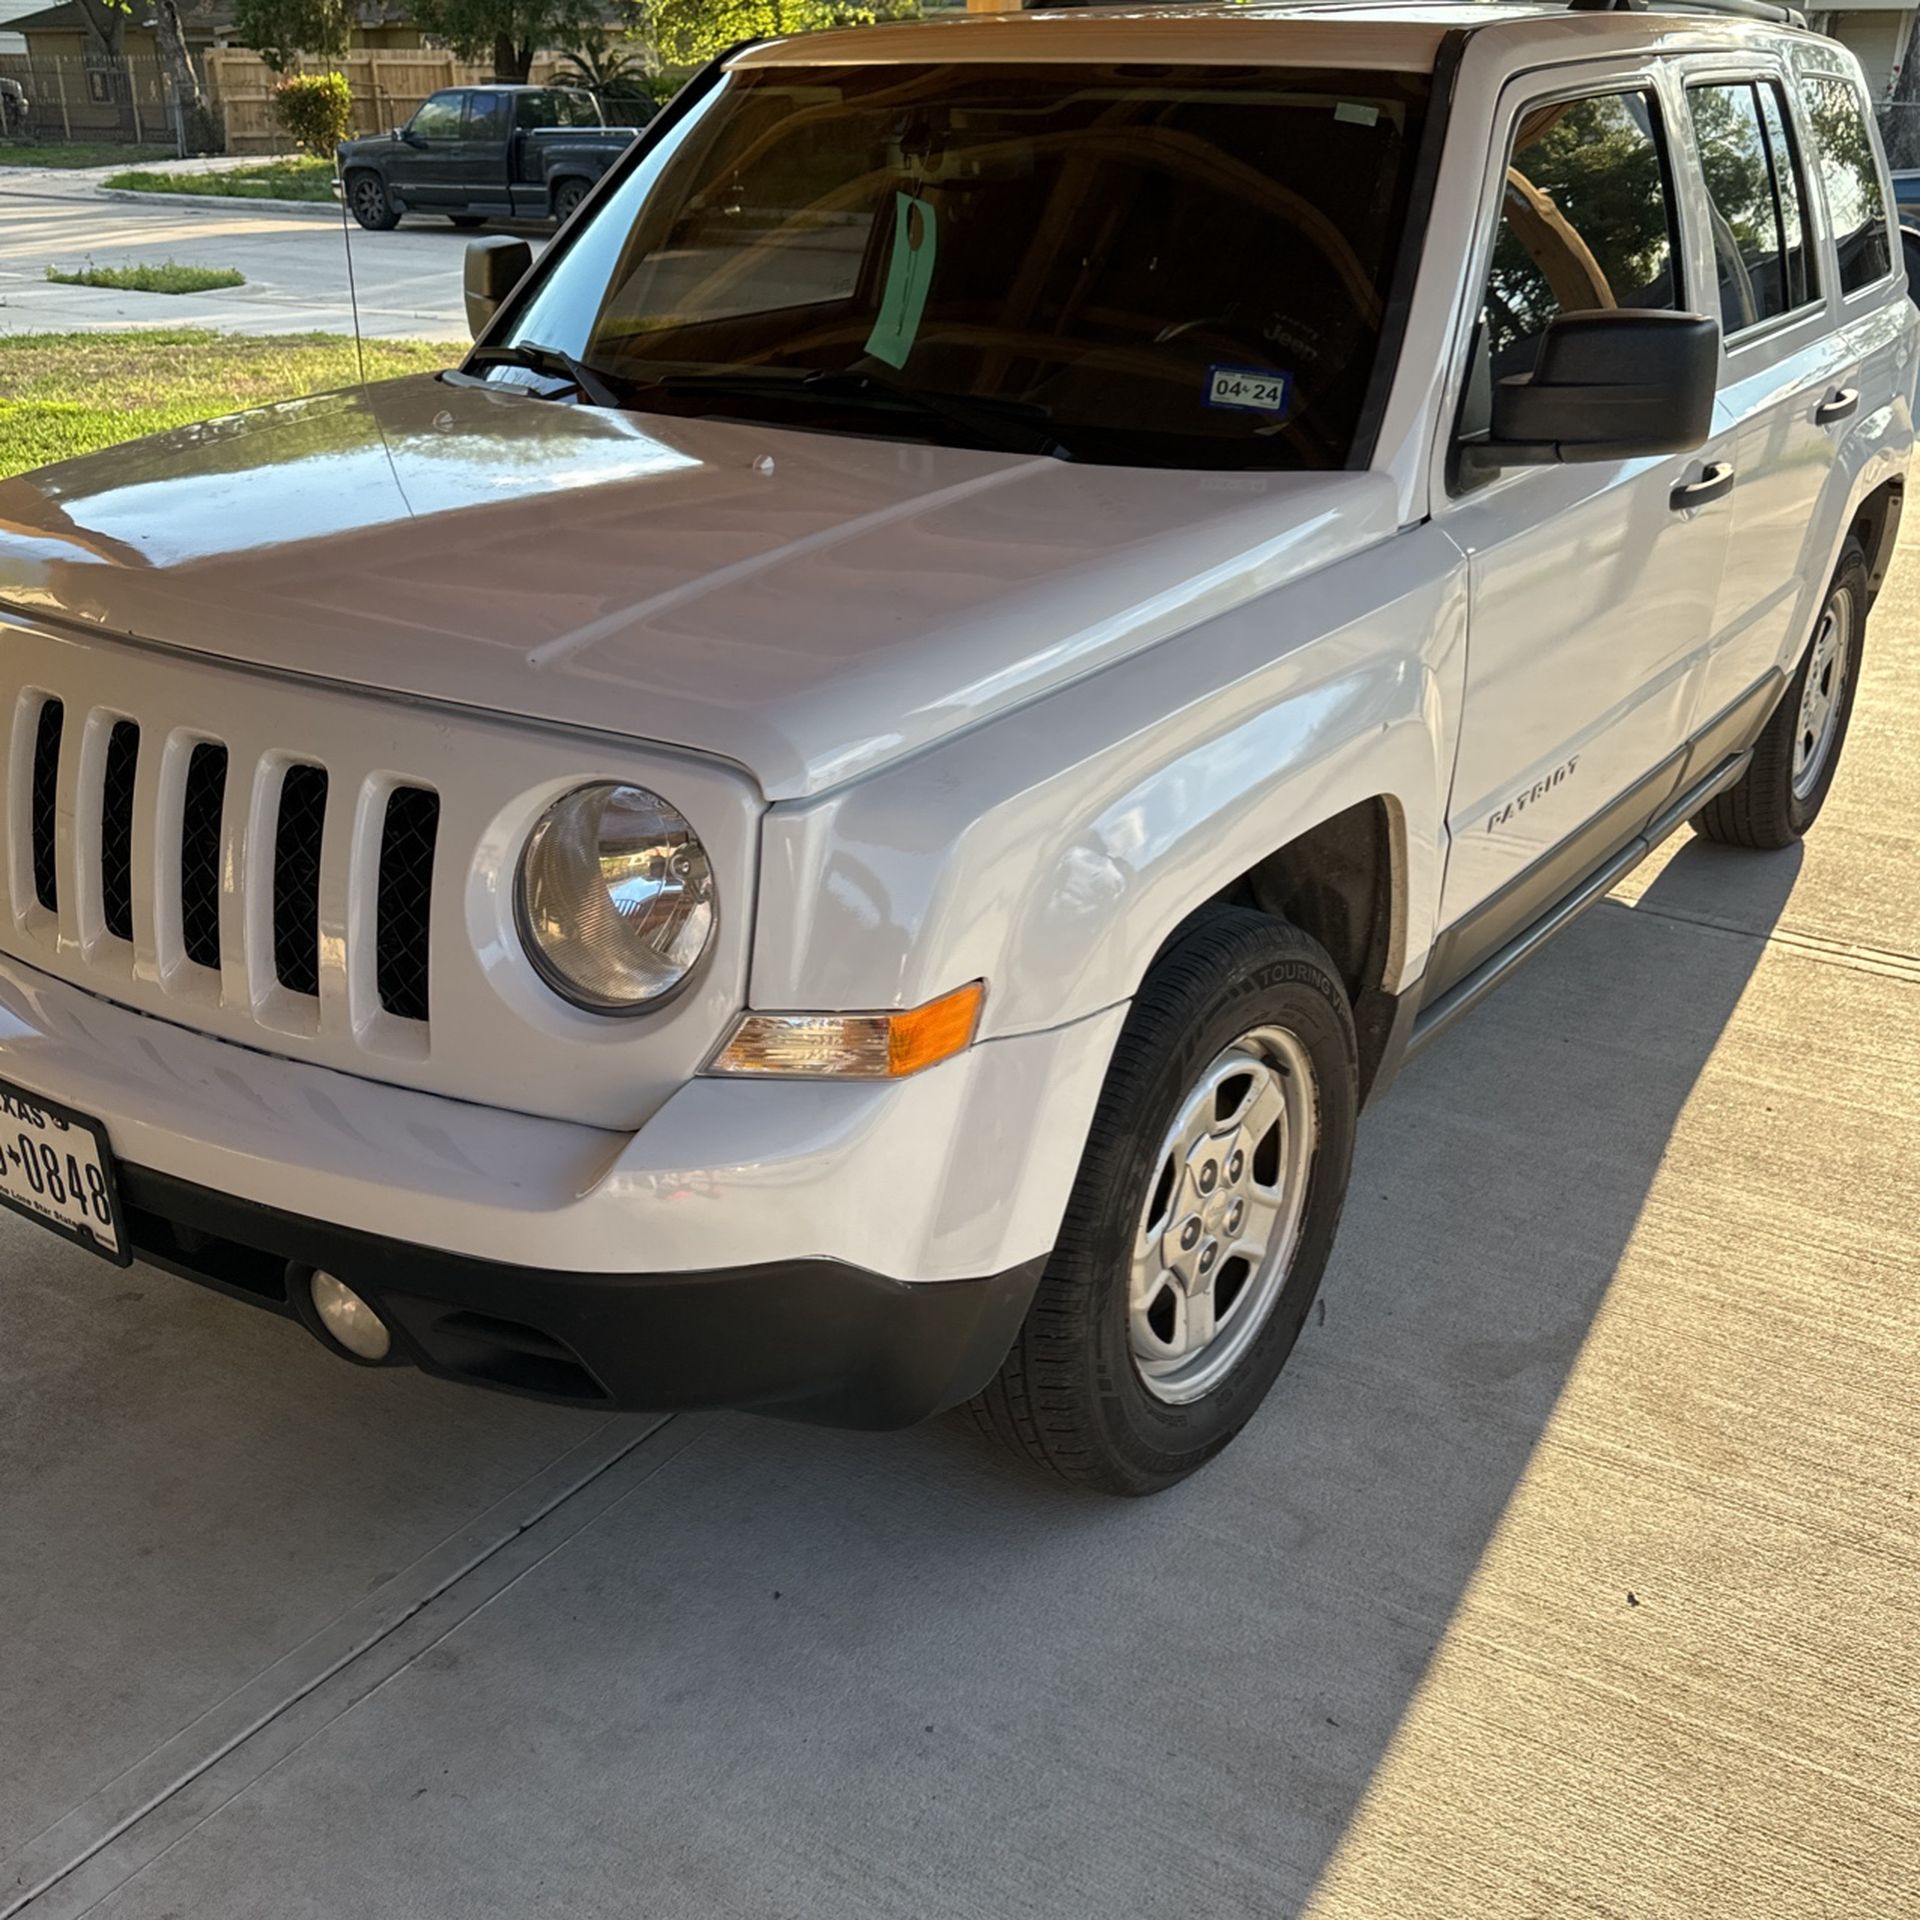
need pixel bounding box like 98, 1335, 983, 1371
464, 236, 533, 339
1482, 310, 1719, 465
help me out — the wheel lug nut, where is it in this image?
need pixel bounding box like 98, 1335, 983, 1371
1198, 1162, 1218, 1193
1180, 1219, 1201, 1250
1199, 1242, 1218, 1273
1226, 1200, 1244, 1234
1227, 1150, 1245, 1183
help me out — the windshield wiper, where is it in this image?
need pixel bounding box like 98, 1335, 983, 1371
641, 365, 1072, 458
464, 341, 627, 409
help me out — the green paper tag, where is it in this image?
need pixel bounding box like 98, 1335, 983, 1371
865, 192, 938, 370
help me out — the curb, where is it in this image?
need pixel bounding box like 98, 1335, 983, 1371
98, 187, 342, 217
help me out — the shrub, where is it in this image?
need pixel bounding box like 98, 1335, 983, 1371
270, 72, 352, 159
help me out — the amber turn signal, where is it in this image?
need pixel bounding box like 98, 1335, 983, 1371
709, 981, 985, 1080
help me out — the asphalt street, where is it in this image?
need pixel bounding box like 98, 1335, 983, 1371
0, 435, 1915, 1912
0, 169, 482, 339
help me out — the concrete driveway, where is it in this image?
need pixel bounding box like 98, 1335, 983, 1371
0, 173, 496, 339
2, 535, 1916, 1916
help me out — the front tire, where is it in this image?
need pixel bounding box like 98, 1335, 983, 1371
346, 171, 399, 232
970, 906, 1358, 1496
1692, 536, 1868, 849
448, 214, 484, 229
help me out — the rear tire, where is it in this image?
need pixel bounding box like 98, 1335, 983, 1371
449, 214, 484, 229
1691, 536, 1868, 850
346, 171, 399, 232
969, 905, 1358, 1496
553, 178, 590, 222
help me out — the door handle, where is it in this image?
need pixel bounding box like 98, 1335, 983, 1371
1815, 387, 1860, 425
1670, 461, 1735, 512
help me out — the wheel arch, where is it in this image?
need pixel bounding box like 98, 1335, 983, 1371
1148, 794, 1411, 1101
1849, 475, 1903, 602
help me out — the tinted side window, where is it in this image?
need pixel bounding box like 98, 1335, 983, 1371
1688, 82, 1818, 333
1462, 90, 1679, 437
411, 93, 465, 141
466, 91, 504, 138
517, 92, 558, 130
1801, 73, 1893, 294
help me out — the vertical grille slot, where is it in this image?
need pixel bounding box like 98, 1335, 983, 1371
30, 699, 63, 913
272, 764, 328, 997
179, 743, 228, 972
376, 786, 439, 1022
100, 720, 140, 942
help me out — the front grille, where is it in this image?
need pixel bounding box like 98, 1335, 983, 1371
100, 720, 140, 942
179, 743, 227, 972
10, 686, 441, 1041
30, 699, 62, 913
272, 764, 328, 998
376, 786, 439, 1022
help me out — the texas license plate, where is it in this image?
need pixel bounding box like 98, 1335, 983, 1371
0, 1077, 128, 1264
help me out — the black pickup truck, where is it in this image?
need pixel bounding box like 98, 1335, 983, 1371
338, 84, 651, 231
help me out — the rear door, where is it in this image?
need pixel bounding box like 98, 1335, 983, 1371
1670, 57, 1852, 744
1429, 66, 1731, 985
1792, 64, 1911, 548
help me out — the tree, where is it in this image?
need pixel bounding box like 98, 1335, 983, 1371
69, 0, 125, 59
149, 0, 206, 119
410, 0, 600, 84
640, 0, 882, 68
78, 0, 203, 117
231, 0, 358, 73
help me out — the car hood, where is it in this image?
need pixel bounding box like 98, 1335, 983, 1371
0, 375, 1400, 799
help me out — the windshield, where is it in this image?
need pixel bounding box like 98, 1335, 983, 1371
489, 60, 1431, 470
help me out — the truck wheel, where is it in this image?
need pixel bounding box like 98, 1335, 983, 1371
449, 214, 484, 229
1692, 535, 1869, 850
970, 905, 1358, 1495
554, 178, 589, 222
347, 172, 399, 232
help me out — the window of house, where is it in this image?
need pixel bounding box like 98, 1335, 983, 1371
1688, 81, 1820, 335
1800, 73, 1893, 295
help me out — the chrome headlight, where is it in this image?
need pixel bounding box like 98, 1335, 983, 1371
517, 783, 714, 1012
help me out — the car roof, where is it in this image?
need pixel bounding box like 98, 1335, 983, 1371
730, 0, 1822, 75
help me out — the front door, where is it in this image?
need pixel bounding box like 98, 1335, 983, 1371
1430, 69, 1733, 991
395, 90, 468, 208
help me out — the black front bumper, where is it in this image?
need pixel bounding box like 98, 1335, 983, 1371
118, 1166, 1044, 1430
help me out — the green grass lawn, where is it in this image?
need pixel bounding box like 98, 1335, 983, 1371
104, 157, 336, 202
46, 261, 246, 295
0, 330, 450, 479
0, 142, 178, 169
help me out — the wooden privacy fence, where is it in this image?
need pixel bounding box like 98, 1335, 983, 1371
205, 48, 571, 154
0, 54, 184, 147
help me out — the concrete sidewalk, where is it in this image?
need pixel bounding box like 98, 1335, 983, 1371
1, 537, 1916, 1914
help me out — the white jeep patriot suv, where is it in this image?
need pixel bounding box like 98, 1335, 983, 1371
0, 0, 1909, 1493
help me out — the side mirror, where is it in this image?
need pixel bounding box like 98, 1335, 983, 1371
464, 235, 533, 338
1483, 310, 1719, 465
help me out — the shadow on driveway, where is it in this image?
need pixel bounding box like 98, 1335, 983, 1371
0, 837, 1816, 1919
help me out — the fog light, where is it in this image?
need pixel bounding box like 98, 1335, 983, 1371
310, 1271, 391, 1361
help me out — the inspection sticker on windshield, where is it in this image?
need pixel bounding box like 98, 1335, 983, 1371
1205, 367, 1292, 417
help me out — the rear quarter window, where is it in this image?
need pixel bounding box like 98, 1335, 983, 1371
1799, 73, 1893, 295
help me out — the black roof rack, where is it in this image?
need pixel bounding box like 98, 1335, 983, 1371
1027, 0, 1810, 23
1567, 0, 1808, 31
